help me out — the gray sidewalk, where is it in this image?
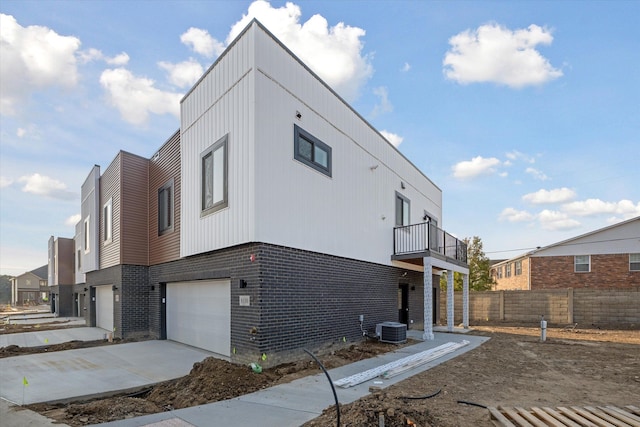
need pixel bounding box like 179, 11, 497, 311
94, 332, 489, 427
0, 327, 108, 348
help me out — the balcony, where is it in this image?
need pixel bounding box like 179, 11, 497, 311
393, 222, 468, 265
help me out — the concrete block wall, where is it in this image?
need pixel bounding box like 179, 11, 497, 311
441, 286, 639, 325
573, 287, 640, 324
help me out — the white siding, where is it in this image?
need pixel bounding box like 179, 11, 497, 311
80, 165, 100, 273
180, 22, 443, 266
252, 25, 441, 266
533, 218, 640, 257
180, 26, 256, 258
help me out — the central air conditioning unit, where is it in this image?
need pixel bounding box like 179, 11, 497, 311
376, 321, 407, 344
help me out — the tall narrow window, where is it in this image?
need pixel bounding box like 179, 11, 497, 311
575, 255, 590, 272
77, 249, 82, 271
158, 179, 174, 235
505, 263, 511, 277
294, 125, 332, 177
395, 192, 410, 226
84, 216, 90, 253
103, 198, 112, 244
201, 134, 228, 216
515, 260, 522, 275
629, 253, 640, 271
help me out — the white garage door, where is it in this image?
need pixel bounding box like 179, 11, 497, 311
167, 279, 231, 356
95, 285, 114, 332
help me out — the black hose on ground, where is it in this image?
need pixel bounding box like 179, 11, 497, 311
304, 349, 340, 427
398, 388, 442, 400
457, 400, 488, 409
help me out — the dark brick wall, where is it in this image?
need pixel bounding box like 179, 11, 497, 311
86, 265, 150, 339
531, 254, 640, 289
149, 242, 426, 367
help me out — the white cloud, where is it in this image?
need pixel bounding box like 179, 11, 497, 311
538, 209, 581, 231
158, 59, 204, 88
523, 187, 576, 204
0, 176, 13, 188
78, 48, 130, 65
65, 213, 81, 227
506, 150, 536, 163
228, 0, 373, 102
561, 199, 640, 218
499, 207, 535, 222
525, 167, 549, 181
17, 128, 26, 138
18, 173, 77, 200
443, 23, 563, 88
100, 68, 182, 125
181, 27, 225, 58
402, 62, 411, 72
380, 130, 403, 147
452, 156, 501, 179
0, 13, 81, 115
371, 86, 393, 117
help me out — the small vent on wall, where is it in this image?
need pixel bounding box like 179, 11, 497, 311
152, 152, 160, 162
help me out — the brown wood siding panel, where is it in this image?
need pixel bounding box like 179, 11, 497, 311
149, 130, 181, 265
121, 152, 149, 266
100, 154, 122, 269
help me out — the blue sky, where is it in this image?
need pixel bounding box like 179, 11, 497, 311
1, 0, 638, 276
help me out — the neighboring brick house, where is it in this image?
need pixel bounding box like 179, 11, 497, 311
10, 265, 47, 306
55, 19, 469, 365
491, 216, 640, 290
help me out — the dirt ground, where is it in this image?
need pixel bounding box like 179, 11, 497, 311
4, 322, 639, 426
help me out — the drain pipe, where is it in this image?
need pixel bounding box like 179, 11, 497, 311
540, 315, 547, 342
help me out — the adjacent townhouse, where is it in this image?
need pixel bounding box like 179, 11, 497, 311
10, 265, 48, 306
491, 216, 640, 290
60, 19, 468, 366
47, 236, 75, 316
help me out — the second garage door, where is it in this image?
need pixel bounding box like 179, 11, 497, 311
95, 285, 114, 332
166, 279, 231, 357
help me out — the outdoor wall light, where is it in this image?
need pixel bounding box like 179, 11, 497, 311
239, 279, 248, 288
112, 285, 118, 291
150, 285, 155, 291
84, 287, 88, 292
296, 111, 302, 119
401, 181, 406, 189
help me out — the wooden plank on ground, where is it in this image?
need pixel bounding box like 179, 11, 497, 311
601, 406, 640, 426
488, 407, 517, 427
569, 406, 617, 427
513, 407, 549, 427
584, 406, 634, 427
500, 406, 535, 427
542, 406, 583, 427
530, 407, 569, 427
557, 406, 601, 427
627, 406, 640, 417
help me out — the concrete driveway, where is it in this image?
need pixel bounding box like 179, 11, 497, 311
0, 340, 214, 405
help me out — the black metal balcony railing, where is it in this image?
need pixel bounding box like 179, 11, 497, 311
393, 222, 468, 263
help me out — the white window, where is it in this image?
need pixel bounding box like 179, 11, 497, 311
395, 192, 410, 227
201, 135, 228, 216
515, 260, 522, 276
84, 216, 90, 253
497, 266, 503, 279
158, 179, 174, 235
505, 263, 511, 277
630, 253, 640, 271
575, 255, 590, 272
103, 198, 112, 244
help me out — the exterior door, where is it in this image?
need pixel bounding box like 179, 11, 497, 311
398, 284, 409, 325
95, 285, 114, 332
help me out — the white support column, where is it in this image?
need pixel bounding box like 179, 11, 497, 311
447, 270, 454, 332
463, 273, 469, 329
423, 257, 434, 341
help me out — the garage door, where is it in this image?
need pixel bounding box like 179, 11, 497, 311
95, 285, 114, 332
167, 279, 231, 356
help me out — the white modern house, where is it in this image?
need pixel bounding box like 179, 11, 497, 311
62, 19, 468, 366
